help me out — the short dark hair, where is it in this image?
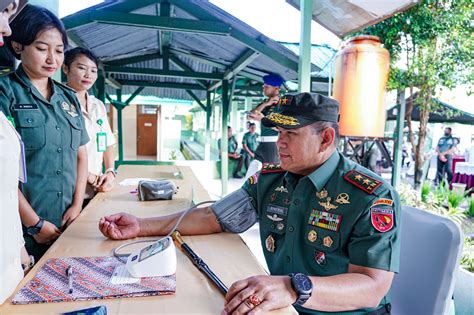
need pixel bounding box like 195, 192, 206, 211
445, 127, 452, 132
6, 4, 68, 59
249, 122, 256, 127
64, 47, 99, 68
309, 121, 340, 145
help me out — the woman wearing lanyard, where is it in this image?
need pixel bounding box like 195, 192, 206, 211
63, 47, 116, 205
0, 4, 89, 261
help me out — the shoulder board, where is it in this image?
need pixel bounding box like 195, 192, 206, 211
0, 68, 13, 77
261, 163, 285, 174
54, 80, 77, 93
343, 169, 382, 194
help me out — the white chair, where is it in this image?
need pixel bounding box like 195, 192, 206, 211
390, 206, 463, 315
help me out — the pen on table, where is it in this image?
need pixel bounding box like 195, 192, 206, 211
66, 266, 74, 294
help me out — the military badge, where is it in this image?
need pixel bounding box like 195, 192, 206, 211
323, 236, 333, 248
335, 193, 350, 204
265, 235, 275, 253
319, 197, 338, 211
308, 209, 342, 232
307, 230, 317, 242
276, 223, 285, 231
266, 204, 288, 216
261, 163, 284, 174
279, 95, 292, 105
344, 170, 382, 194
270, 193, 277, 202
266, 214, 284, 222
248, 173, 259, 185
316, 188, 328, 200
372, 198, 394, 207
371, 208, 394, 232
61, 101, 70, 111
315, 251, 326, 265
275, 185, 288, 193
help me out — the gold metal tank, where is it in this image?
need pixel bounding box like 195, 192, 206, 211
332, 35, 390, 137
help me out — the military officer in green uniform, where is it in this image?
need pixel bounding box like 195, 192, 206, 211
99, 93, 400, 315
242, 122, 259, 168
0, 5, 89, 260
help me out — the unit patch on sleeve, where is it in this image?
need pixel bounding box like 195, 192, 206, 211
344, 170, 382, 194
261, 163, 284, 174
308, 209, 342, 232
372, 198, 394, 207
370, 207, 394, 232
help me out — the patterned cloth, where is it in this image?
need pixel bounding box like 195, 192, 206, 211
12, 256, 176, 304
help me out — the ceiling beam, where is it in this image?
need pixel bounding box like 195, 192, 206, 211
106, 53, 162, 66
209, 49, 261, 91
88, 11, 231, 36
125, 87, 145, 105
169, 54, 208, 89
105, 76, 122, 89
186, 90, 207, 111
170, 0, 298, 71
119, 80, 208, 91
105, 66, 223, 81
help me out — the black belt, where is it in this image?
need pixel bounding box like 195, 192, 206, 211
366, 303, 391, 315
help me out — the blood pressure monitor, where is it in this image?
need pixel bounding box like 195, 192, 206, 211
126, 236, 177, 278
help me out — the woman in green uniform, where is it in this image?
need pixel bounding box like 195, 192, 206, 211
0, 4, 89, 260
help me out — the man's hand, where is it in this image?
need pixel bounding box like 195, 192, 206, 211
61, 205, 81, 229
33, 220, 61, 244
99, 212, 141, 240
248, 110, 264, 122
87, 172, 99, 186
438, 153, 447, 162
223, 275, 297, 315
96, 172, 115, 192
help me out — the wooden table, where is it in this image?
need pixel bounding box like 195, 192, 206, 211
0, 165, 295, 314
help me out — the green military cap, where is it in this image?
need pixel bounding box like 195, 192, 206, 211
262, 92, 340, 129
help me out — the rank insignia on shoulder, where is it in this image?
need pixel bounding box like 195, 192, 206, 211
371, 207, 394, 232
261, 163, 284, 174
344, 170, 382, 194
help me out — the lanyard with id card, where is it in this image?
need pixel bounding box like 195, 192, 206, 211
96, 119, 107, 152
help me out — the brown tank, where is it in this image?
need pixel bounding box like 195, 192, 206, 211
332, 35, 390, 137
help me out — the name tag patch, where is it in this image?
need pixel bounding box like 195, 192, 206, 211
266, 204, 288, 217
13, 104, 38, 110
308, 209, 341, 232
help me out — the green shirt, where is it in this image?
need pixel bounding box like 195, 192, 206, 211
242, 152, 401, 314
242, 132, 259, 153
0, 64, 90, 228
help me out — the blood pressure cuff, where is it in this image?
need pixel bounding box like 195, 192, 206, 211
138, 180, 177, 201
210, 188, 258, 233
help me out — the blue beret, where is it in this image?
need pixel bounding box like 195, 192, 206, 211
263, 74, 284, 87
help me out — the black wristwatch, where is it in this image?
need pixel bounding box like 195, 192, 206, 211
26, 218, 44, 236
289, 273, 313, 306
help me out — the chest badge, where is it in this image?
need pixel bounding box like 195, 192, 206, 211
265, 235, 275, 253
319, 197, 338, 211
275, 185, 288, 193
307, 230, 318, 242
335, 193, 350, 204
315, 251, 326, 265
266, 214, 284, 222
316, 189, 328, 200
308, 209, 342, 232
323, 236, 333, 248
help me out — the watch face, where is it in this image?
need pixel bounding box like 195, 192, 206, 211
295, 273, 312, 292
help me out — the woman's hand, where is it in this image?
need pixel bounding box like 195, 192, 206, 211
61, 205, 81, 229
96, 172, 115, 192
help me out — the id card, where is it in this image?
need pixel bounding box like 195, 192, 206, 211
96, 132, 107, 152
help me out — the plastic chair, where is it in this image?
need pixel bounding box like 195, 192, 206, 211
390, 206, 463, 315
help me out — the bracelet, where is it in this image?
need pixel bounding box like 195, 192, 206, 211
105, 168, 117, 177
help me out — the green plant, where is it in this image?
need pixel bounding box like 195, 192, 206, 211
420, 181, 431, 202
468, 197, 474, 218
460, 237, 474, 273
169, 150, 177, 160
446, 190, 466, 209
